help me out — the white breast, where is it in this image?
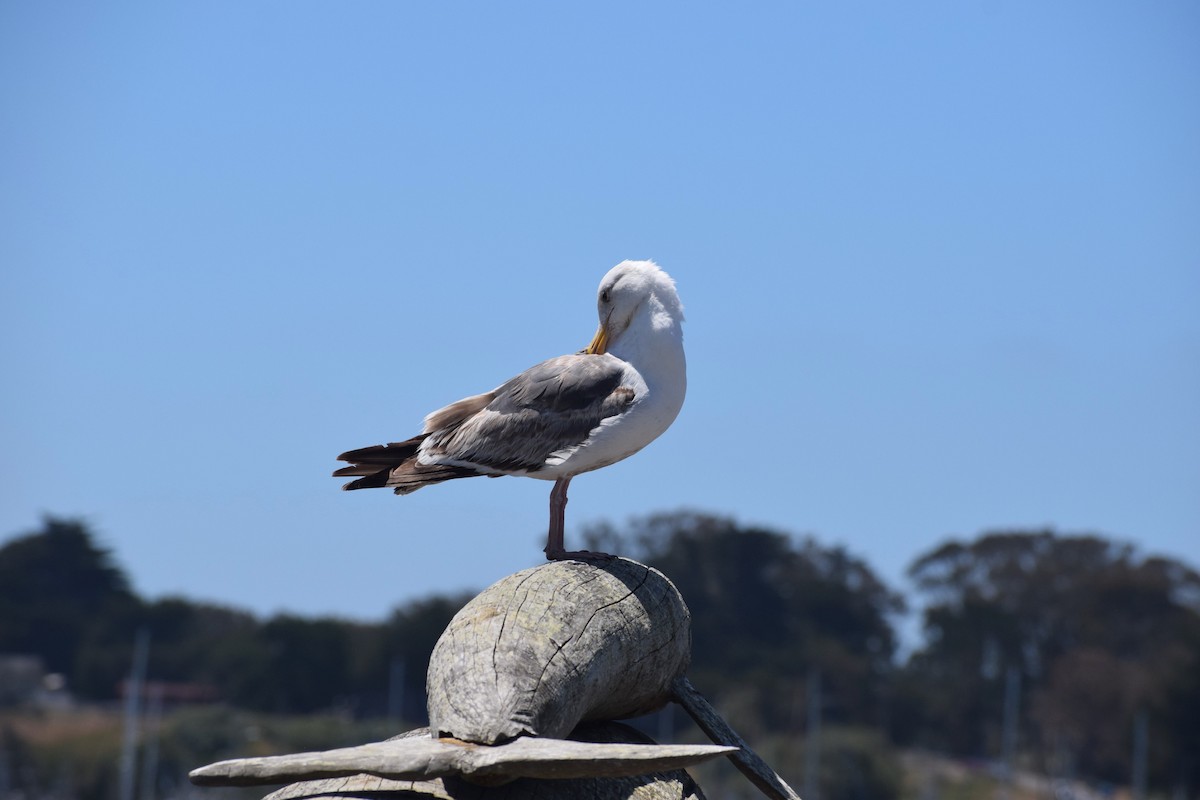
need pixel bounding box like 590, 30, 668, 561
540, 323, 687, 479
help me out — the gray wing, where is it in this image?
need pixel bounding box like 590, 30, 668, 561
422, 354, 637, 473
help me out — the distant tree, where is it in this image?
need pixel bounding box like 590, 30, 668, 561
243, 615, 358, 714
375, 594, 473, 722
1158, 620, 1200, 792
139, 597, 265, 698
0, 517, 140, 694
584, 511, 904, 731
196, 595, 470, 717
0, 514, 478, 713
902, 529, 1200, 787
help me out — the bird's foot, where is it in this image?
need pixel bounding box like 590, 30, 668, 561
544, 548, 616, 563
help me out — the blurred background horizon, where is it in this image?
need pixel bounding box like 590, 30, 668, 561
3, 2, 1197, 626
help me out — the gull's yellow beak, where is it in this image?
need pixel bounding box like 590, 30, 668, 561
585, 323, 608, 355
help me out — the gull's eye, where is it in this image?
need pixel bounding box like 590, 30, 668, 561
600, 288, 611, 304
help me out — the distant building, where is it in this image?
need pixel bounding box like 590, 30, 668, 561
0, 654, 72, 709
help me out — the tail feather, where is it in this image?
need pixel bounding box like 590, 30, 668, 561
334, 435, 479, 494
336, 437, 425, 465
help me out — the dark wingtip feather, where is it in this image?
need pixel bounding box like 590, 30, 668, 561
336, 436, 426, 464
333, 464, 378, 478
341, 471, 392, 491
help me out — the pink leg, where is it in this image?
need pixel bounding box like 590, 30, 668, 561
544, 477, 570, 557
543, 477, 613, 561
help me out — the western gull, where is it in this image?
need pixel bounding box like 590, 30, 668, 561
333, 259, 686, 560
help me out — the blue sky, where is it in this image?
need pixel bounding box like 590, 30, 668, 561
2, 2, 1197, 625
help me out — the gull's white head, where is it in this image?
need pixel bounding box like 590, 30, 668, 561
585, 260, 684, 356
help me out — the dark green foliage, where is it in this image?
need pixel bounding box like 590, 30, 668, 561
805, 726, 903, 800
0, 516, 141, 696
689, 725, 902, 800
380, 594, 475, 721
585, 511, 904, 730
0, 517, 468, 717
902, 529, 1200, 788
140, 598, 263, 696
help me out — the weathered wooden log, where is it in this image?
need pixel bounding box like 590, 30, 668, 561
241, 723, 715, 799
188, 724, 733, 787
427, 557, 692, 744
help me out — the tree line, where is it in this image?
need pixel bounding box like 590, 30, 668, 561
1, 514, 1197, 794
